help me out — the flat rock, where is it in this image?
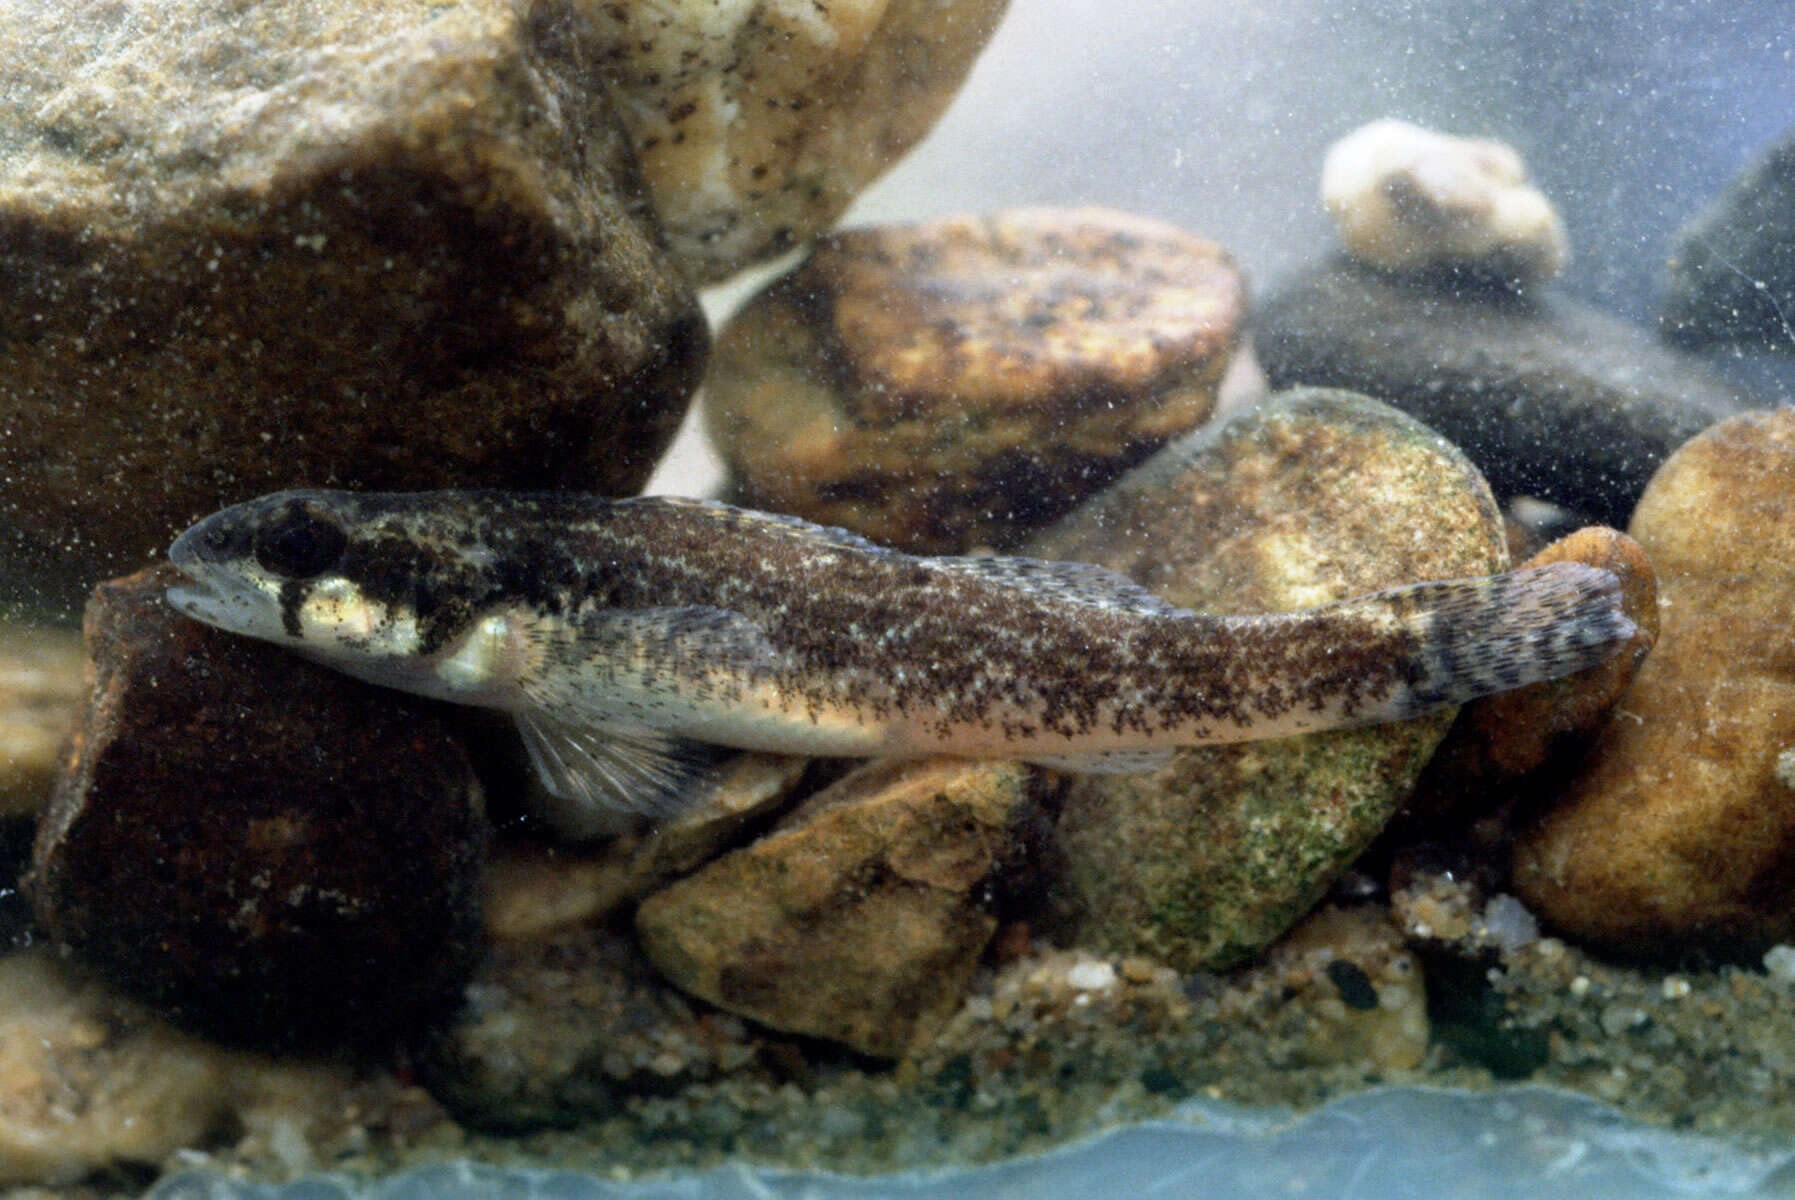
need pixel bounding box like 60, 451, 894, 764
0, 0, 706, 612
1662, 128, 1795, 352
1256, 259, 1747, 527
27, 566, 486, 1050
1032, 388, 1508, 971
0, 625, 85, 820
706, 208, 1243, 552
635, 758, 1045, 1058
599, 0, 1010, 283
1512, 408, 1795, 955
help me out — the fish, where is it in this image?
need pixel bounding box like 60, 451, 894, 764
166, 489, 1636, 836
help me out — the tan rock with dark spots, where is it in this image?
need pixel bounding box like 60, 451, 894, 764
0, 0, 706, 613
635, 758, 1044, 1058
706, 208, 1244, 553
1033, 388, 1509, 970
1512, 409, 1795, 954
27, 566, 486, 1051
596, 0, 1010, 283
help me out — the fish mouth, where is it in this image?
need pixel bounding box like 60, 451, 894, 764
165, 567, 233, 627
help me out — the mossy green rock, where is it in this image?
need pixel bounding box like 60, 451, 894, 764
1031, 388, 1507, 970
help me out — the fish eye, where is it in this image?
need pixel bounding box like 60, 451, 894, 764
252, 507, 348, 580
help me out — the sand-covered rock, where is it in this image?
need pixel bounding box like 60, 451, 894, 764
1034, 388, 1509, 970
27, 566, 486, 1050
0, 625, 85, 820
598, 0, 1010, 283
0, 0, 706, 612
1256, 260, 1746, 526
1512, 409, 1795, 954
706, 208, 1244, 553
636, 758, 1045, 1058
1322, 119, 1567, 286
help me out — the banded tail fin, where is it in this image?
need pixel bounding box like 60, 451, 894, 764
1399, 561, 1636, 710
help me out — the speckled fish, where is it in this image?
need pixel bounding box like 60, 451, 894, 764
166, 490, 1635, 835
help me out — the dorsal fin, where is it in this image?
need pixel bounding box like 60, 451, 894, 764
925, 554, 1183, 616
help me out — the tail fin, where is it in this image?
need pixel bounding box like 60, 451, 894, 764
1398, 561, 1636, 709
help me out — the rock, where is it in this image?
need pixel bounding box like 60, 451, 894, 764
419, 922, 770, 1133
1407, 526, 1656, 824
597, 0, 1009, 284
1033, 388, 1509, 971
635, 758, 1046, 1058
1662, 128, 1795, 352
1511, 408, 1795, 955
1321, 119, 1567, 286
705, 208, 1244, 553
483, 754, 808, 939
0, 948, 437, 1187
0, 625, 85, 820
0, 0, 707, 613
27, 566, 486, 1050
1255, 260, 1747, 527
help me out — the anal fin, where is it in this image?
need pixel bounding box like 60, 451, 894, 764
516, 711, 722, 839
1025, 746, 1180, 775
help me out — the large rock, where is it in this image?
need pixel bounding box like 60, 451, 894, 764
635, 758, 1044, 1058
27, 566, 486, 1050
0, 0, 706, 612
596, 0, 1011, 283
1662, 128, 1795, 352
707, 208, 1244, 553
1512, 408, 1795, 955
1033, 388, 1509, 970
1256, 260, 1746, 527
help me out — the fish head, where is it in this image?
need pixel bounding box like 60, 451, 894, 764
167, 489, 497, 676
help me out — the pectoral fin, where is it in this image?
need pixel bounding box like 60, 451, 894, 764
515, 710, 722, 838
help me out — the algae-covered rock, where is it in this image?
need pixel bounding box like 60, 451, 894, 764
1032, 388, 1509, 970
706, 208, 1243, 553
0, 0, 706, 612
1513, 408, 1795, 955
636, 758, 1044, 1058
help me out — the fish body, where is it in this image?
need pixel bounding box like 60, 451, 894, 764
167, 490, 1635, 834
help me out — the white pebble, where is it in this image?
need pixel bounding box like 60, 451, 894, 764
1066, 960, 1118, 991
1763, 944, 1795, 982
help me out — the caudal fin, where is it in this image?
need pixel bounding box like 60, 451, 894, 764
1399, 561, 1637, 709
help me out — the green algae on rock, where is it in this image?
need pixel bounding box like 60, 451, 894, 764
1031, 388, 1510, 971
0, 0, 706, 613
1512, 408, 1795, 956
705, 208, 1244, 554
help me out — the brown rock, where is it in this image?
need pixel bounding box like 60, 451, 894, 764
1512, 409, 1795, 954
706, 208, 1244, 553
1033, 388, 1509, 970
0, 0, 707, 614
27, 566, 486, 1050
635, 758, 1044, 1058
598, 0, 1010, 283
